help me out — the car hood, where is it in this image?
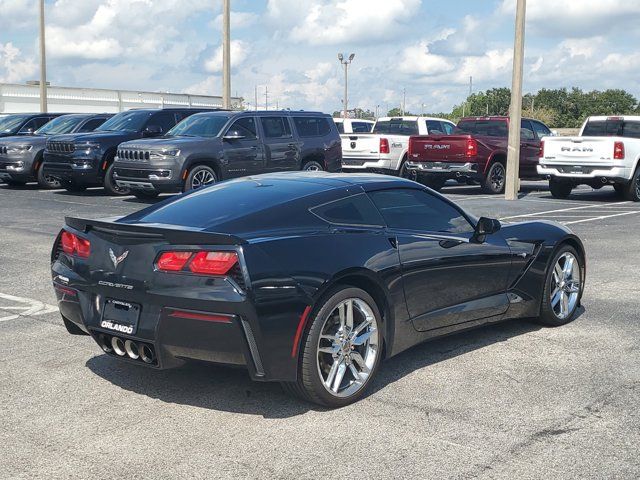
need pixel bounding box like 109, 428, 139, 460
119, 136, 219, 150
0, 134, 47, 148
49, 131, 140, 144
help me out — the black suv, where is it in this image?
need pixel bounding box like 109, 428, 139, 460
0, 113, 112, 188
113, 110, 342, 197
0, 113, 65, 139
41, 108, 211, 194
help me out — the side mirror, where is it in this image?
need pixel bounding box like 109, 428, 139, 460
20, 127, 35, 135
143, 125, 163, 137
223, 129, 245, 140
474, 217, 501, 242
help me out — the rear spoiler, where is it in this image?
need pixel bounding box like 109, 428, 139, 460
65, 217, 245, 246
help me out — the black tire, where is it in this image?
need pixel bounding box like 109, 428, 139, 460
535, 245, 584, 327
423, 176, 447, 191
549, 178, 573, 199
622, 166, 640, 202
302, 160, 324, 172
133, 190, 160, 200
398, 159, 417, 181
183, 165, 217, 192
282, 286, 383, 408
36, 162, 61, 189
104, 162, 130, 195
481, 162, 506, 194
4, 179, 27, 187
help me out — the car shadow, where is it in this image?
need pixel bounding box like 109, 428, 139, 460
86, 317, 546, 418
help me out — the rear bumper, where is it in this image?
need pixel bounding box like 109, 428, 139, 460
405, 161, 479, 175
341, 157, 395, 171
538, 163, 632, 181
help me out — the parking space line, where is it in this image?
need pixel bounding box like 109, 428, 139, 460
500, 201, 631, 220
563, 211, 640, 225
0, 292, 58, 322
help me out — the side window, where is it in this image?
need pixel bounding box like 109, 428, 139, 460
293, 117, 331, 137
520, 120, 536, 141
426, 120, 443, 134
260, 116, 292, 138
440, 122, 454, 135
77, 118, 107, 133
335, 122, 345, 134
19, 118, 43, 132
622, 121, 640, 139
228, 117, 257, 139
310, 193, 384, 227
531, 120, 551, 139
149, 112, 179, 133
369, 188, 473, 234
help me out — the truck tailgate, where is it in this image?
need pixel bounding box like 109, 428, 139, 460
543, 136, 618, 164
409, 135, 472, 162
341, 134, 380, 162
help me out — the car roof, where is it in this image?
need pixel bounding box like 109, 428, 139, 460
241, 171, 419, 191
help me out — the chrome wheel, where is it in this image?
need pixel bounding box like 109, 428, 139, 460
191, 169, 215, 189
317, 298, 379, 398
303, 161, 323, 172
550, 252, 581, 320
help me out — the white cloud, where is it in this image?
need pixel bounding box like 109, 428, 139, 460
204, 40, 248, 73
0, 0, 37, 30
0, 42, 37, 83
398, 41, 455, 76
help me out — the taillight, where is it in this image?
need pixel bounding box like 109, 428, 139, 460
408, 138, 414, 156
614, 141, 625, 159
60, 230, 90, 258
465, 138, 478, 157
156, 250, 238, 276
379, 138, 390, 154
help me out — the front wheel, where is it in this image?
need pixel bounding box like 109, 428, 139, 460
302, 160, 324, 172
549, 178, 572, 199
536, 245, 584, 326
282, 286, 383, 408
183, 165, 217, 192
481, 162, 506, 194
104, 162, 130, 196
36, 163, 61, 189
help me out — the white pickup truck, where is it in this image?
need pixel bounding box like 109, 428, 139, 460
341, 116, 456, 178
538, 116, 640, 201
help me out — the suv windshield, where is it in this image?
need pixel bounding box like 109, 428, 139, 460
97, 111, 152, 133
373, 120, 418, 135
36, 116, 84, 135
456, 120, 508, 137
168, 114, 231, 137
0, 115, 30, 134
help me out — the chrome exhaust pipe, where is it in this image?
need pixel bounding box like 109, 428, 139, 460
140, 344, 155, 364
111, 337, 126, 356
124, 340, 140, 360
97, 334, 113, 353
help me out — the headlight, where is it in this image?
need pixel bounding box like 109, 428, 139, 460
7, 145, 32, 154
149, 149, 180, 159
76, 142, 101, 151
6, 161, 25, 171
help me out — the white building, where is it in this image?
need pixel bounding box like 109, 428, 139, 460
0, 83, 242, 113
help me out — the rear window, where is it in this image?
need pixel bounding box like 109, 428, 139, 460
582, 119, 640, 138
310, 193, 384, 226
352, 122, 373, 133
335, 122, 345, 134
373, 120, 418, 135
293, 117, 332, 137
455, 120, 508, 137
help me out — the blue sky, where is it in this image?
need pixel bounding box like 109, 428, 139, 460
1, 0, 639, 114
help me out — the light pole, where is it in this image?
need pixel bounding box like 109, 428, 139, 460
39, 0, 47, 113
338, 53, 355, 119
505, 0, 527, 200
222, 0, 231, 109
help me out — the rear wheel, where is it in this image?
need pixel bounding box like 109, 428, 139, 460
536, 245, 583, 326
398, 159, 417, 181
549, 178, 573, 199
282, 286, 382, 408
481, 162, 506, 194
302, 160, 324, 172
184, 165, 217, 192
36, 162, 61, 189
622, 166, 640, 202
104, 162, 130, 196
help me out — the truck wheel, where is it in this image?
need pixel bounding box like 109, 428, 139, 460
184, 165, 217, 192
302, 160, 324, 171
622, 167, 640, 202
398, 161, 417, 181
481, 162, 506, 194
423, 176, 446, 191
549, 178, 573, 199
104, 162, 130, 196
36, 163, 61, 189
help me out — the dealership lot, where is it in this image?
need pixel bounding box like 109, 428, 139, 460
1, 181, 638, 479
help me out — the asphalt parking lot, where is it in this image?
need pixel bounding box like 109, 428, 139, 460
1, 180, 638, 479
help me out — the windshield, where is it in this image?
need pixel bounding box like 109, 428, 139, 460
36, 116, 84, 135
168, 114, 231, 137
373, 120, 418, 135
0, 115, 29, 134
97, 111, 152, 132
455, 120, 508, 137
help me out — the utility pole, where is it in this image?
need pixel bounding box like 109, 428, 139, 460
38, 0, 47, 112
264, 86, 268, 110
505, 0, 526, 200
222, 0, 231, 109
375, 105, 379, 119
338, 53, 355, 119
254, 85, 258, 111
469, 76, 473, 97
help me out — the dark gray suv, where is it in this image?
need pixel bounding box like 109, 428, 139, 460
113, 110, 342, 198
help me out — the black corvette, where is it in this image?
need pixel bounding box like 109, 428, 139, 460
51, 173, 585, 407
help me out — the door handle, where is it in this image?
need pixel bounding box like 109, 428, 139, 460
249, 146, 257, 150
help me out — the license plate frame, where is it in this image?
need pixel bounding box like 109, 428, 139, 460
100, 299, 141, 335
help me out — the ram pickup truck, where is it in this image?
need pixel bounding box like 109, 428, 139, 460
341, 116, 456, 178
538, 116, 640, 201
407, 116, 552, 193
41, 108, 210, 195
0, 113, 111, 188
